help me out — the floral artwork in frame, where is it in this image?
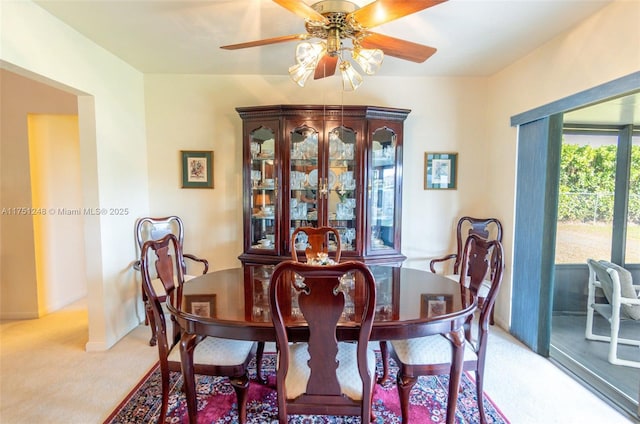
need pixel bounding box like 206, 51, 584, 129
425, 152, 457, 190
181, 150, 213, 188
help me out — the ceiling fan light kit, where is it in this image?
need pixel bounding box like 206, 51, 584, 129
288, 39, 380, 90
221, 0, 447, 90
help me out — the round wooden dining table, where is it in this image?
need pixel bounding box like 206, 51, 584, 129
167, 264, 476, 424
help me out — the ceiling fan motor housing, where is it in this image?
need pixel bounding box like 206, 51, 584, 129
306, 0, 361, 54
311, 0, 359, 15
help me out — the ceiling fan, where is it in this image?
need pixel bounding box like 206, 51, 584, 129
221, 0, 447, 90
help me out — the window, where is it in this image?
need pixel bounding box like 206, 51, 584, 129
626, 134, 640, 263
555, 127, 639, 265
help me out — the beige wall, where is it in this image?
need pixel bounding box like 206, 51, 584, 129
143, 75, 489, 270
1, 0, 637, 348
0, 70, 78, 319
1, 2, 149, 350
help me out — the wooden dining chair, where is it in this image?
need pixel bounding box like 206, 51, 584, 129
430, 216, 502, 325
387, 234, 504, 424
291, 226, 341, 263
134, 216, 209, 346
429, 216, 502, 275
269, 260, 377, 423
140, 233, 257, 424
377, 217, 503, 385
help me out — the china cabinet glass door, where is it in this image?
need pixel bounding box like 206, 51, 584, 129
370, 127, 398, 252
288, 123, 358, 255
289, 124, 319, 249
249, 127, 277, 251
327, 126, 357, 252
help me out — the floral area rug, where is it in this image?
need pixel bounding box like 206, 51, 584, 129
105, 352, 509, 423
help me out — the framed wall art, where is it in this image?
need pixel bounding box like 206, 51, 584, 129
184, 294, 217, 318
181, 150, 213, 188
424, 152, 457, 190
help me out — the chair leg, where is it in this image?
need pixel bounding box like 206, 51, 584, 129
229, 374, 250, 424
369, 383, 376, 423
158, 361, 170, 423
255, 341, 267, 384
604, 309, 640, 368
277, 391, 288, 424
608, 310, 622, 366
144, 301, 158, 346
397, 372, 417, 424
378, 341, 390, 383
475, 369, 487, 424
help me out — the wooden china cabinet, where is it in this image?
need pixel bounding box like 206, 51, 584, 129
237, 105, 408, 321
237, 104, 409, 266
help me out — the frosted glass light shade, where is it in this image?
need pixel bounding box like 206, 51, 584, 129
294, 42, 324, 67
288, 42, 325, 87
352, 48, 384, 75
288, 63, 315, 87
339, 61, 363, 91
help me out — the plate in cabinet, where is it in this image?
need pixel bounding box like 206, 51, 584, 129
308, 169, 318, 187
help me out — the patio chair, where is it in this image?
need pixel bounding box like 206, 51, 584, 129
585, 259, 640, 368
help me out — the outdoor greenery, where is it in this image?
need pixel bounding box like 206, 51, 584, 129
558, 143, 640, 224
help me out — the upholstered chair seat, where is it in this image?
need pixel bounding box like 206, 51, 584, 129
167, 336, 255, 367
285, 342, 377, 400
392, 335, 477, 366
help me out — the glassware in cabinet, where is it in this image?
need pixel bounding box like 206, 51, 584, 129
289, 124, 319, 233
244, 264, 274, 322
370, 127, 398, 252
248, 127, 277, 251
327, 126, 358, 252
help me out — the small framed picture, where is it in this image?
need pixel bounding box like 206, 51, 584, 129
421, 294, 453, 318
424, 152, 457, 190
181, 150, 213, 188
184, 294, 217, 318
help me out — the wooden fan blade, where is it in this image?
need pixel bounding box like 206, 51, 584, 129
272, 0, 329, 24
349, 0, 447, 29
221, 34, 307, 50
314, 55, 338, 79
360, 32, 437, 63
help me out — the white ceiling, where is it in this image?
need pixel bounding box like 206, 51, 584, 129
32, 0, 639, 125
35, 0, 614, 76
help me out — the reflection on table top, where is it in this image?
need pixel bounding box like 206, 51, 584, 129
175, 265, 475, 342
